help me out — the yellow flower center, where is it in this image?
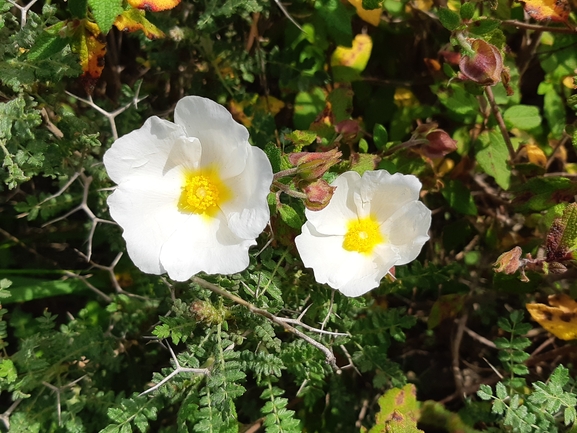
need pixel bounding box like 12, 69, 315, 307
178, 168, 231, 217
342, 216, 385, 255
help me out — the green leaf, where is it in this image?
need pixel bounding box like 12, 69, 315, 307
373, 123, 389, 150
437, 84, 478, 117
88, 0, 123, 33
475, 130, 511, 190
28, 23, 69, 61
437, 7, 461, 31
542, 84, 566, 139
293, 87, 326, 130
460, 2, 475, 20
4, 276, 91, 303
264, 143, 282, 173
477, 384, 493, 400
362, 0, 381, 10
278, 204, 303, 229
503, 105, 542, 131
468, 18, 500, 35
314, 0, 353, 46
442, 179, 477, 215
69, 0, 88, 18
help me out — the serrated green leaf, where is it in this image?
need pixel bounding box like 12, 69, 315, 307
495, 382, 507, 399
477, 384, 493, 400
88, 0, 123, 33
468, 18, 500, 35
460, 2, 475, 20
437, 7, 461, 31
264, 143, 282, 173
475, 130, 511, 190
503, 105, 541, 131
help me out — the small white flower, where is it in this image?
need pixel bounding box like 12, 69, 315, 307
295, 170, 431, 297
103, 96, 273, 280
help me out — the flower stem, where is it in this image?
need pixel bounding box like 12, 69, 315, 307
272, 181, 307, 199
485, 86, 516, 162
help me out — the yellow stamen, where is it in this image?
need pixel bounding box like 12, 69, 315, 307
178, 167, 231, 217
342, 216, 385, 254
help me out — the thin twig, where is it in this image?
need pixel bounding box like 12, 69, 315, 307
0, 399, 22, 430
485, 86, 516, 162
140, 342, 209, 396
502, 20, 576, 34
7, 0, 38, 27
451, 312, 468, 399
66, 87, 147, 141
43, 376, 86, 426
192, 276, 341, 371
462, 325, 497, 349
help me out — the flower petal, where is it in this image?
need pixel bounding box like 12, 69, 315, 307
160, 214, 255, 280
296, 222, 386, 297
304, 171, 360, 235
104, 116, 196, 184
221, 146, 273, 240
174, 96, 249, 178
380, 201, 431, 264
359, 171, 423, 220
107, 176, 183, 275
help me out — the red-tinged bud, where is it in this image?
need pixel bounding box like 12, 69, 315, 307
288, 148, 342, 181
302, 179, 336, 211
494, 246, 523, 275
335, 119, 360, 136
422, 130, 458, 159
440, 50, 461, 66
458, 39, 503, 86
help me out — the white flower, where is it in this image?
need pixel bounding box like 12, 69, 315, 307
295, 170, 431, 297
103, 96, 273, 280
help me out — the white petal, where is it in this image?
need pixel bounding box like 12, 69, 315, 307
174, 96, 249, 178
221, 146, 273, 240
304, 171, 360, 235
160, 214, 255, 280
380, 201, 431, 265
104, 117, 194, 185
295, 222, 385, 297
107, 176, 183, 275
360, 171, 423, 220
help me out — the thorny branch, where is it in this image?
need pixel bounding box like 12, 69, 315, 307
192, 276, 346, 371
42, 172, 115, 261
43, 376, 86, 426
7, 0, 38, 27
140, 342, 210, 396
66, 82, 147, 141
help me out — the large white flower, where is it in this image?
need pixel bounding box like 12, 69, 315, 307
103, 96, 273, 280
295, 170, 431, 297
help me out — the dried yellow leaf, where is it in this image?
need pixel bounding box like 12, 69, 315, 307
347, 0, 382, 26
527, 294, 577, 340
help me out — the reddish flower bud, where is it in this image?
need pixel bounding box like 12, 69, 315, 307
494, 246, 523, 275
459, 39, 503, 86
335, 119, 360, 136
288, 148, 342, 181
302, 179, 336, 211
422, 130, 458, 158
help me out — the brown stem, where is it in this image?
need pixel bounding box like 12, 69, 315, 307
485, 86, 516, 162
502, 20, 576, 34
272, 180, 307, 199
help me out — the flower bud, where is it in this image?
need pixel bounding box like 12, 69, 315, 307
422, 130, 458, 159
302, 179, 336, 211
288, 148, 342, 181
459, 39, 503, 86
494, 246, 523, 275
